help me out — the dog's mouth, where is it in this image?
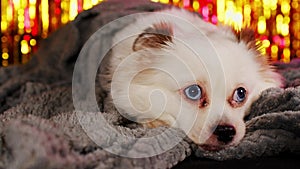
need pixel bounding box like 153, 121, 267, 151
198, 124, 238, 151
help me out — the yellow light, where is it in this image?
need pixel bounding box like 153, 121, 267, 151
69, 0, 78, 20
243, 4, 251, 27
283, 48, 290, 63
260, 48, 266, 55
270, 0, 278, 10
281, 24, 289, 36
233, 12, 243, 30
283, 16, 290, 24
159, 0, 169, 4
1, 0, 8, 32
61, 15, 69, 24
276, 14, 283, 22
281, 1, 290, 15
226, 1, 235, 9
271, 45, 278, 54
276, 14, 283, 34
258, 16, 266, 34
61, 0, 68, 9
41, 0, 49, 33
13, 0, 21, 10
29, 0, 37, 4
193, 1, 200, 11
83, 0, 93, 10
1, 22, 8, 32
264, 9, 271, 19
62, 15, 69, 24
18, 15, 25, 22
262, 39, 271, 48
29, 6, 36, 19
21, 40, 30, 54
271, 45, 279, 61
18, 22, 25, 29
21, 40, 27, 45
244, 4, 251, 16
2, 53, 9, 60
224, 1, 235, 25
173, 0, 180, 3
7, 5, 13, 22
262, 0, 270, 7
61, 0, 70, 24
21, 0, 27, 8
217, 0, 225, 22
151, 0, 159, 2
222, 1, 243, 30
92, 0, 99, 5
30, 39, 37, 46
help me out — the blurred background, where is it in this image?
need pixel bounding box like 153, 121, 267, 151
1, 0, 299, 67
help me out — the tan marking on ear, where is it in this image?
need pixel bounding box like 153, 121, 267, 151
145, 119, 170, 128
133, 22, 173, 51
233, 28, 257, 50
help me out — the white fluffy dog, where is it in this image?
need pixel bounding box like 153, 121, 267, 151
105, 8, 282, 150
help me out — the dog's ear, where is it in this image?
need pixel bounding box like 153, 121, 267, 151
234, 28, 265, 60
133, 22, 173, 51
234, 28, 257, 49
235, 28, 283, 86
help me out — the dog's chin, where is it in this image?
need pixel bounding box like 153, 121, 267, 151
199, 144, 225, 151
198, 139, 228, 151
199, 140, 234, 151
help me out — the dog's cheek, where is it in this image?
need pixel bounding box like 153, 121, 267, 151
233, 121, 246, 145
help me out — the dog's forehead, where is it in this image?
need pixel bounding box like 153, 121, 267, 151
169, 34, 261, 90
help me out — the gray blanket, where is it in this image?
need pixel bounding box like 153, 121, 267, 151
0, 0, 300, 169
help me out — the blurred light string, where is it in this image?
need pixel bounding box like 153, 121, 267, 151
1, 0, 299, 67
151, 0, 299, 63
1, 0, 103, 66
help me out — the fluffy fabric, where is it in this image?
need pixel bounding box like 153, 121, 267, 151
0, 0, 300, 169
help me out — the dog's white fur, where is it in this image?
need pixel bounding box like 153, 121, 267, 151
106, 8, 282, 150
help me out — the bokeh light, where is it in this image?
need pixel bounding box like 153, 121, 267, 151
1, 0, 300, 66
0, 0, 103, 66
151, 0, 300, 63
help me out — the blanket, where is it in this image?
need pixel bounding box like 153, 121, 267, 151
0, 0, 300, 168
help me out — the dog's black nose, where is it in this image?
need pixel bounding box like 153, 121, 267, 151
213, 125, 236, 144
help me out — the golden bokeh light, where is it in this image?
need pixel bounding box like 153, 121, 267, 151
1, 0, 300, 66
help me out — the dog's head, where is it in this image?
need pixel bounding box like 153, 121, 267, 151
110, 18, 282, 150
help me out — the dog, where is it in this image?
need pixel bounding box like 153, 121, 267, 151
104, 8, 282, 151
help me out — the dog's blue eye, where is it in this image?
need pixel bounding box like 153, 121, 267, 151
184, 84, 202, 100
233, 87, 247, 103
